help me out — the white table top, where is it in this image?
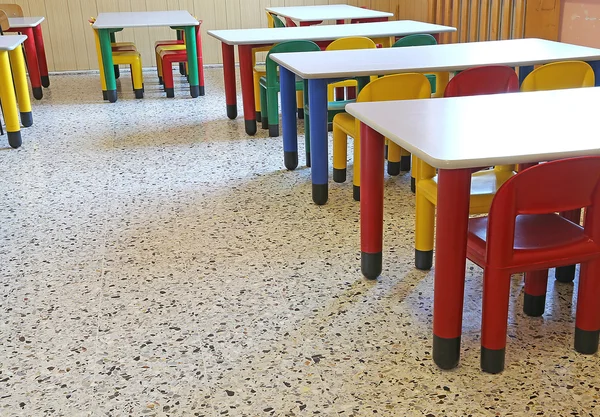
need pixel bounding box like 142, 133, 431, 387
265, 5, 393, 22
93, 11, 198, 29
0, 35, 27, 51
7, 17, 44, 28
346, 87, 600, 169
208, 20, 455, 46
271, 38, 600, 79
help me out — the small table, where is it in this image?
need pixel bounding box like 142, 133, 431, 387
207, 20, 456, 135
266, 5, 393, 26
346, 87, 600, 370
272, 38, 600, 205
93, 11, 200, 103
6, 16, 49, 100
0, 35, 32, 148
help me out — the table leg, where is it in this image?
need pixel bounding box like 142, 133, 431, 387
280, 67, 299, 170
98, 29, 117, 103
308, 78, 328, 205
518, 65, 534, 86
0, 51, 22, 148
239, 45, 256, 135
360, 123, 385, 280
9, 45, 33, 127
32, 24, 50, 88
222, 43, 237, 119
432, 168, 472, 370
21, 27, 42, 100
183, 25, 199, 98
586, 60, 600, 86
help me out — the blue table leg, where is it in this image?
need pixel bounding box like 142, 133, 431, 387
518, 65, 534, 86
280, 67, 298, 170
586, 60, 600, 86
308, 78, 329, 205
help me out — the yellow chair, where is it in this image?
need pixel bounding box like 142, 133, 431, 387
520, 60, 595, 92
91, 27, 144, 99
332, 73, 431, 201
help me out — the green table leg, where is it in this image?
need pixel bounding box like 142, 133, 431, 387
183, 25, 199, 98
99, 28, 117, 103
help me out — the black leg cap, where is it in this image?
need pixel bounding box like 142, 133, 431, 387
114, 65, 120, 79
312, 183, 328, 205
7, 131, 22, 149
134, 89, 143, 99
20, 112, 33, 127
361, 251, 382, 279
190, 85, 200, 98
245, 119, 257, 136
199, 86, 205, 96
523, 293, 546, 317
433, 335, 461, 370
555, 265, 576, 283
415, 249, 433, 270
166, 88, 175, 98
481, 346, 505, 374
353, 185, 360, 201
306, 151, 311, 168
333, 168, 346, 183
179, 63, 185, 75
268, 124, 279, 137
327, 122, 333, 132
384, 144, 388, 160
388, 161, 400, 176
41, 75, 50, 88
33, 87, 43, 100
297, 108, 304, 119
400, 155, 411, 171
158, 76, 163, 85
102, 90, 108, 101
227, 104, 237, 120
107, 89, 117, 103
261, 116, 269, 130
575, 328, 600, 354
284, 151, 298, 171
411, 177, 416, 193
256, 111, 262, 123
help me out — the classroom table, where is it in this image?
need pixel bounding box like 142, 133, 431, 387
5, 16, 49, 99
266, 4, 392, 26
0, 35, 32, 148
345, 87, 600, 370
93, 11, 200, 103
272, 38, 600, 205
207, 20, 456, 135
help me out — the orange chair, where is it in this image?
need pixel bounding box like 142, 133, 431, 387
414, 66, 519, 270
466, 156, 600, 373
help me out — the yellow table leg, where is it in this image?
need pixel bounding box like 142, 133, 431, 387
433, 71, 450, 98
0, 50, 22, 148
9, 45, 33, 127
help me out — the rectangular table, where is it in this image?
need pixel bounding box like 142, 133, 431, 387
345, 87, 600, 370
93, 11, 200, 103
6, 16, 48, 99
207, 20, 456, 136
266, 5, 393, 26
272, 38, 600, 205
0, 35, 32, 148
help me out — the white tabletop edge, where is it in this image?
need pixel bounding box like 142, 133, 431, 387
0, 34, 28, 50
7, 16, 45, 27
265, 5, 393, 21
93, 11, 198, 29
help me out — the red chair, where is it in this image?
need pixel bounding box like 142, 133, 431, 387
466, 156, 600, 374
444, 65, 520, 97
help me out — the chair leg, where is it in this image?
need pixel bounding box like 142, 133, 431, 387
352, 134, 361, 201
260, 84, 268, 129
162, 57, 175, 98
415, 187, 435, 270
574, 258, 600, 354
481, 268, 513, 374
400, 147, 411, 172
303, 81, 311, 167
332, 123, 348, 184
410, 154, 417, 193
253, 71, 262, 122
156, 49, 163, 84
296, 90, 304, 119
131, 58, 144, 99
387, 141, 402, 176
523, 269, 549, 317
267, 87, 279, 137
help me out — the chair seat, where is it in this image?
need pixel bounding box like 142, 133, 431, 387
155, 40, 184, 48
328, 99, 355, 111
159, 49, 187, 59
112, 51, 142, 65
112, 42, 136, 49
157, 45, 186, 54
259, 75, 303, 89
112, 45, 137, 52
332, 112, 355, 136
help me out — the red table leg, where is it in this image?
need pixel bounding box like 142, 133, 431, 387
432, 168, 472, 370
221, 43, 237, 120
21, 27, 42, 100
360, 122, 386, 280
239, 45, 256, 135
32, 24, 49, 88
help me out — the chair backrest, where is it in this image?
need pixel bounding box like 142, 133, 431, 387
326, 36, 377, 51
486, 156, 600, 263
265, 40, 321, 87
444, 65, 519, 97
392, 34, 437, 48
266, 11, 274, 28
270, 13, 286, 28
0, 3, 23, 17
0, 10, 9, 33
356, 73, 431, 103
520, 61, 595, 92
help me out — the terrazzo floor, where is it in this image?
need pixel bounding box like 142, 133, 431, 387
1, 67, 599, 417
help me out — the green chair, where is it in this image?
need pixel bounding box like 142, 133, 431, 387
271, 13, 286, 28
392, 34, 438, 94
260, 40, 321, 137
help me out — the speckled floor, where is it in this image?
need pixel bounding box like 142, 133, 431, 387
1, 67, 599, 417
